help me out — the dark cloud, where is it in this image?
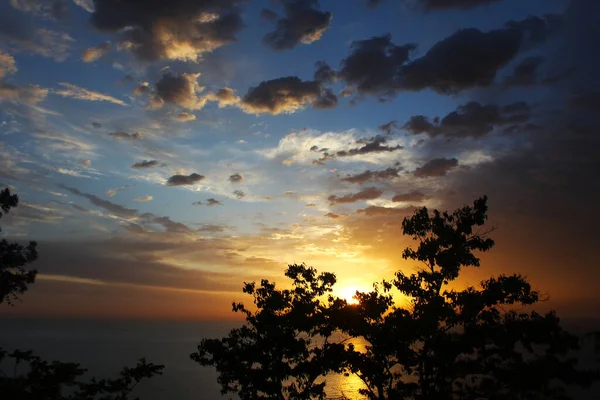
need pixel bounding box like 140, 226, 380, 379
207, 198, 223, 206
378, 120, 399, 135
131, 160, 159, 169
365, 0, 383, 9
241, 76, 336, 115
392, 190, 428, 202
59, 185, 137, 218
196, 224, 229, 233
413, 157, 458, 177
340, 167, 400, 184
338, 35, 415, 100
325, 212, 340, 219
328, 187, 383, 204
338, 15, 559, 98
233, 190, 245, 199
314, 61, 337, 83
263, 0, 332, 51
91, 122, 101, 128
155, 73, 203, 109
504, 56, 545, 87
403, 101, 531, 138
400, 28, 521, 94
336, 135, 402, 157
109, 131, 143, 140
229, 173, 243, 183
90, 0, 245, 62
132, 82, 151, 96
356, 205, 416, 217
193, 198, 223, 206
418, 0, 500, 11
260, 8, 278, 21
51, 0, 69, 20
166, 173, 205, 186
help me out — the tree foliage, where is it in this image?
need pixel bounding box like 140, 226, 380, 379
0, 349, 163, 400
0, 188, 38, 305
194, 196, 600, 399
191, 264, 348, 399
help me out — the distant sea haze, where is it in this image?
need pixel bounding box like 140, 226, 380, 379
0, 317, 599, 399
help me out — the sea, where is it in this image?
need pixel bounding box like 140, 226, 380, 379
1, 317, 599, 400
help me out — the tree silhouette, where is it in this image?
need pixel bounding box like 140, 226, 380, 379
191, 264, 348, 399
0, 188, 163, 400
196, 196, 600, 399
0, 188, 38, 305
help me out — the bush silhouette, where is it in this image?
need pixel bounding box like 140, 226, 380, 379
0, 188, 163, 400
193, 196, 600, 399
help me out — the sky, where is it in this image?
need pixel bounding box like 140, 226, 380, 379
0, 0, 598, 320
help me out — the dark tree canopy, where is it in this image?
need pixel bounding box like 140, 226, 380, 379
194, 196, 600, 399
0, 188, 38, 305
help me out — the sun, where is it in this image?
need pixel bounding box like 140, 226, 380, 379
339, 286, 360, 305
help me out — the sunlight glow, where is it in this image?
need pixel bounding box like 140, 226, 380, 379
339, 286, 359, 305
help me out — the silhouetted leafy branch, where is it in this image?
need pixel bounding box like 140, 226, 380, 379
0, 188, 38, 305
0, 348, 163, 400
195, 196, 600, 399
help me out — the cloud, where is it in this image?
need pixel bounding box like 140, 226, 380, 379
204, 87, 241, 107
106, 184, 132, 197
378, 120, 399, 135
72, 0, 94, 12
61, 185, 138, 218
92, 122, 101, 128
260, 8, 278, 21
0, 52, 17, 78
81, 41, 110, 62
53, 83, 128, 106
0, 82, 48, 104
402, 101, 531, 138
338, 34, 415, 99
89, 0, 245, 62
78, 159, 91, 168
337, 15, 559, 98
153, 73, 238, 110
328, 187, 383, 204
356, 205, 416, 217
166, 173, 205, 186
240, 76, 337, 115
176, 112, 196, 122
133, 195, 153, 203
229, 173, 243, 183
417, 0, 500, 11
233, 190, 245, 199
340, 167, 400, 184
132, 82, 150, 96
392, 190, 428, 202
132, 160, 159, 169
193, 198, 223, 206
263, 0, 332, 51
10, 0, 69, 19
314, 61, 337, 83
503, 56, 545, 87
413, 157, 458, 177
262, 129, 405, 166
155, 73, 204, 109
336, 135, 402, 157
109, 131, 143, 140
